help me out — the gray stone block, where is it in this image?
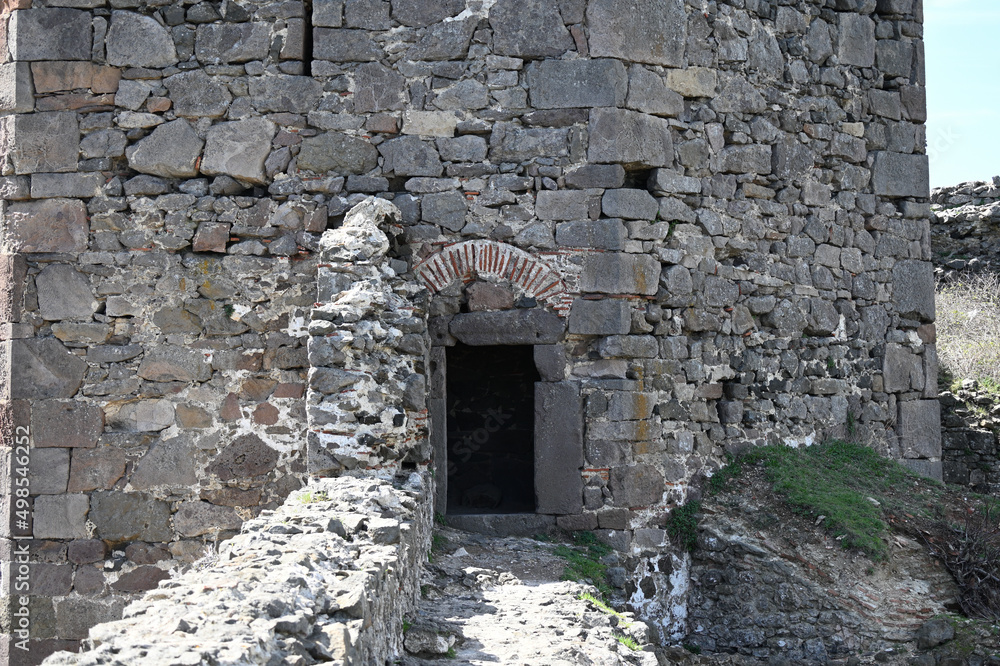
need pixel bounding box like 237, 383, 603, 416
489, 0, 573, 58
314, 0, 344, 26
535, 382, 584, 514
534, 345, 566, 381
445, 513, 556, 536
581, 253, 659, 296
872, 151, 929, 198
67, 448, 128, 493
891, 259, 934, 322
876, 39, 913, 78
433, 79, 489, 111
34, 494, 89, 539
164, 70, 233, 118
564, 165, 625, 189
837, 13, 876, 67
195, 22, 270, 63
568, 299, 631, 335
489, 123, 569, 162
587, 108, 673, 168
883, 343, 924, 393
90, 491, 172, 542
437, 135, 488, 163
403, 17, 477, 61
30, 173, 104, 199
609, 464, 664, 507
449, 310, 565, 345
28, 447, 70, 495
598, 335, 658, 359
0, 63, 34, 114
716, 145, 773, 174
897, 400, 941, 460
555, 219, 626, 250
314, 28, 382, 61
379, 136, 443, 177
130, 436, 198, 490
602, 189, 658, 220
126, 119, 204, 179
173, 501, 242, 537
11, 338, 87, 399
11, 112, 79, 174
201, 118, 276, 185
353, 62, 407, 113
36, 264, 97, 322
391, 0, 464, 27
625, 65, 683, 117
711, 75, 767, 113
535, 190, 598, 220
528, 59, 627, 109
421, 190, 466, 231
3, 199, 89, 254
298, 132, 379, 175
587, 0, 686, 66
106, 10, 178, 67
649, 169, 701, 195
249, 75, 324, 114
9, 9, 91, 61
137, 346, 212, 383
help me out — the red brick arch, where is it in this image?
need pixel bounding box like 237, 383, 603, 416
414, 240, 571, 313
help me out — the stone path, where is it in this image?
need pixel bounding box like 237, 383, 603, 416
398, 526, 659, 666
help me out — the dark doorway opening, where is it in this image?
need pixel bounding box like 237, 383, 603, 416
446, 344, 538, 515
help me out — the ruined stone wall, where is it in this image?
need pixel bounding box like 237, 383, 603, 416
2, 0, 935, 658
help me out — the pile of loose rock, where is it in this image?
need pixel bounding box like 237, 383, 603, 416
931, 176, 1000, 275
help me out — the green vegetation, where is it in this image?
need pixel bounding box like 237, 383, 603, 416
445, 646, 457, 658
298, 490, 329, 503
614, 635, 640, 651
554, 531, 613, 599
577, 592, 631, 626
666, 500, 701, 552
434, 512, 447, 526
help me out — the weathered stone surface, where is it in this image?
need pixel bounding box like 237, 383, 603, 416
298, 132, 379, 175
465, 283, 513, 314
402, 111, 457, 138
10, 112, 79, 174
609, 464, 664, 507
173, 501, 242, 536
29, 447, 70, 494
88, 344, 143, 364
872, 151, 929, 198
665, 67, 718, 98
0, 63, 34, 113
207, 433, 279, 481
490, 123, 569, 162
528, 59, 627, 109
314, 28, 382, 61
568, 299, 631, 335
533, 344, 566, 382
883, 343, 924, 392
11, 338, 87, 399
898, 400, 941, 460
535, 190, 598, 220
892, 260, 934, 322
354, 62, 406, 113
489, 0, 572, 58
587, 0, 686, 66
195, 23, 271, 63
837, 13, 876, 67
379, 136, 443, 176
314, 0, 344, 26
201, 118, 276, 185
111, 566, 170, 593
716, 145, 773, 174
437, 135, 487, 162
30, 173, 104, 199
35, 264, 97, 321
565, 165, 625, 189
450, 310, 564, 345
649, 169, 701, 195
915, 618, 954, 650
67, 448, 127, 492
164, 70, 233, 118
249, 75, 324, 113
556, 219, 626, 250
588, 109, 673, 168
391, 0, 464, 26
602, 189, 658, 220
711, 75, 767, 113
126, 119, 204, 179
193, 222, 230, 252
137, 346, 212, 383
129, 436, 197, 490
69, 540, 106, 564
405, 18, 478, 61
420, 191, 466, 230
9, 9, 91, 61
581, 253, 659, 296
106, 11, 178, 68
90, 491, 172, 542
626, 65, 683, 117
535, 382, 583, 514
34, 495, 89, 539
3, 199, 89, 253
32, 399, 103, 448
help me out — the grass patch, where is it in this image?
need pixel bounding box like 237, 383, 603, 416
937, 272, 1000, 387
298, 490, 329, 503
666, 500, 701, 552
742, 440, 926, 560
578, 591, 632, 626
554, 531, 613, 599
615, 635, 640, 651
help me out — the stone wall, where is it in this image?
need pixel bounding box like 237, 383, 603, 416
931, 177, 1000, 275
2, 0, 935, 657
42, 473, 433, 666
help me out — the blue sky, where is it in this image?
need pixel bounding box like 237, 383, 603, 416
924, 0, 1000, 188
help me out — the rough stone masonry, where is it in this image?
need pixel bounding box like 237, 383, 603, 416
0, 0, 933, 660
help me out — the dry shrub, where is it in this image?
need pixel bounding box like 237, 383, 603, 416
921, 509, 1000, 622
936, 272, 1000, 388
